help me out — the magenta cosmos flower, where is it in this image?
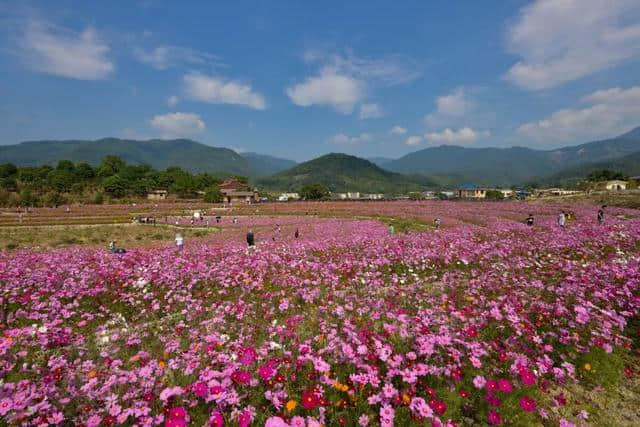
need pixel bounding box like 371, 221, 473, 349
497, 379, 513, 393
487, 410, 502, 425
519, 396, 537, 412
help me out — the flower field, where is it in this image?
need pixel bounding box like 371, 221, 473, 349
1, 201, 639, 426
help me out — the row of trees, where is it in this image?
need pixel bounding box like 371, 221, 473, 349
0, 156, 238, 207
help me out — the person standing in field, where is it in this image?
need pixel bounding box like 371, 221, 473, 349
175, 233, 184, 251
434, 218, 441, 229
389, 224, 395, 234
294, 228, 299, 239
597, 205, 606, 225
558, 211, 566, 228
246, 229, 255, 247
526, 214, 534, 226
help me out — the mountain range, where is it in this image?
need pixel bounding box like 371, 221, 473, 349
1, 127, 639, 191
258, 153, 433, 193
383, 127, 640, 186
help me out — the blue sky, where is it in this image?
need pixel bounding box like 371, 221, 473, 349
1, 0, 639, 161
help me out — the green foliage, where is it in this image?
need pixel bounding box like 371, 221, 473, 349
575, 346, 625, 388
47, 169, 74, 192
97, 155, 126, 177
0, 177, 18, 192
485, 189, 505, 200
259, 153, 433, 193
0, 163, 18, 178
19, 188, 39, 207
56, 159, 75, 171
587, 169, 627, 181
43, 192, 66, 207
0, 154, 241, 206
102, 175, 127, 198
300, 183, 330, 200
93, 192, 104, 204
203, 186, 223, 203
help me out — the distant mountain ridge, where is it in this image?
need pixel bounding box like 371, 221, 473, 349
1, 127, 639, 188
258, 153, 433, 193
241, 152, 297, 178
384, 127, 640, 186
0, 138, 250, 175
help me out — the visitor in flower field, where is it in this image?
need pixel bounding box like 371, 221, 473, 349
175, 233, 184, 251
294, 228, 299, 238
526, 213, 534, 226
389, 224, 395, 234
558, 211, 566, 227
598, 205, 606, 224
109, 240, 116, 253
434, 218, 441, 229
246, 229, 255, 247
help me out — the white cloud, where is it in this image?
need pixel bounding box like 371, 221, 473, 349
359, 103, 383, 119
505, 0, 640, 90
19, 18, 113, 80
328, 132, 372, 145
424, 87, 472, 127
149, 112, 206, 137
425, 127, 489, 144
286, 69, 365, 114
132, 45, 216, 70
405, 135, 423, 146
183, 72, 266, 110
391, 126, 407, 135
516, 85, 640, 144
167, 95, 179, 107
303, 48, 422, 86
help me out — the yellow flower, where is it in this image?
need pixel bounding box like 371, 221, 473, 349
402, 393, 410, 404
88, 370, 97, 378
158, 360, 166, 369
286, 400, 297, 412
584, 363, 592, 371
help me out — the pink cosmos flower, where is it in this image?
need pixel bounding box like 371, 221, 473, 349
487, 410, 502, 425
486, 379, 499, 392
0, 398, 13, 416
232, 370, 251, 385
209, 411, 224, 427
238, 410, 252, 427
358, 414, 370, 426
497, 379, 512, 393
193, 382, 208, 398
291, 416, 305, 427
159, 386, 184, 402
258, 364, 276, 381
265, 416, 289, 427
519, 369, 536, 386
239, 347, 257, 365
86, 415, 102, 427
473, 375, 486, 389
519, 396, 536, 412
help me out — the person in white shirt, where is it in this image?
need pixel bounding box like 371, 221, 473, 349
175, 233, 184, 251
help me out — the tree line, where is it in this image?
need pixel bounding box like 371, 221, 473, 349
0, 156, 240, 207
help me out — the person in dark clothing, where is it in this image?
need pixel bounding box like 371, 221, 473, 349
526, 214, 534, 226
294, 228, 299, 239
246, 230, 255, 247
597, 205, 606, 224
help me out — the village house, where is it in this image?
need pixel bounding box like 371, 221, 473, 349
278, 192, 300, 202
534, 188, 582, 197
219, 178, 258, 204
364, 193, 384, 200
498, 189, 514, 198
458, 184, 487, 199
594, 180, 628, 191
147, 189, 168, 200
